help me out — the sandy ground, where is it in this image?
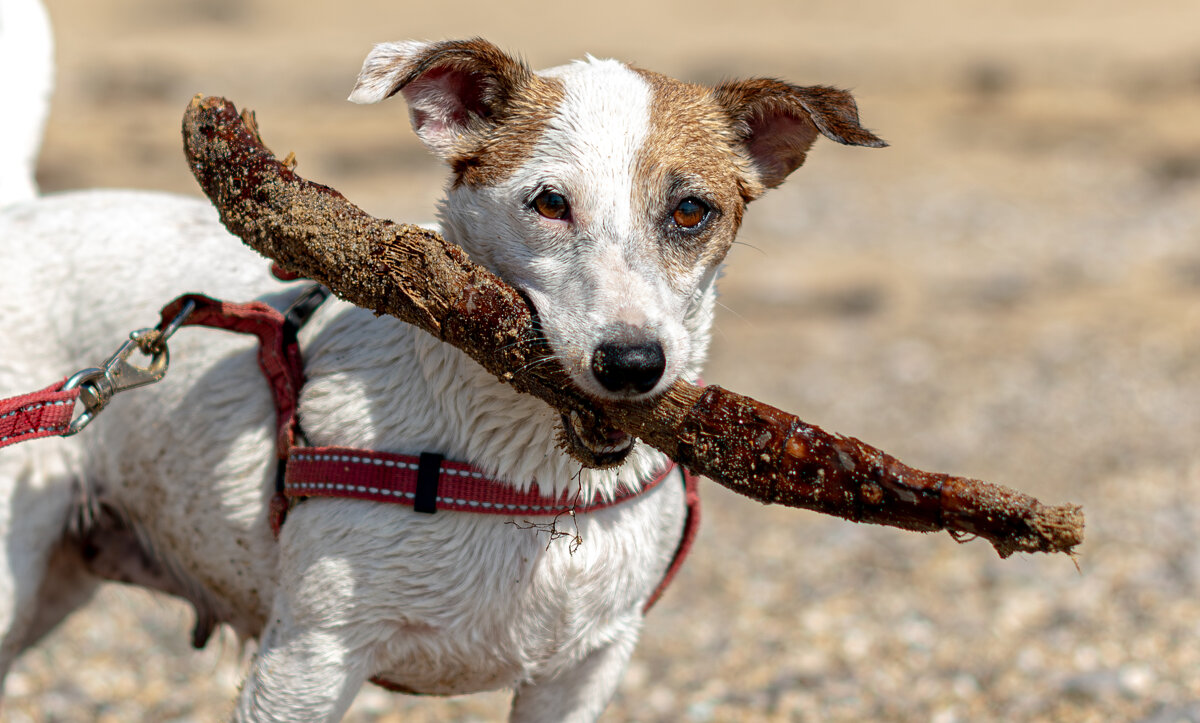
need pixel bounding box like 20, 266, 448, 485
6, 0, 1200, 720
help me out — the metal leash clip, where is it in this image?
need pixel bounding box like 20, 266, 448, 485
62, 300, 196, 436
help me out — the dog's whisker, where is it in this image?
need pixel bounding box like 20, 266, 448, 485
714, 300, 751, 325
731, 239, 768, 256
514, 357, 558, 375
496, 338, 552, 354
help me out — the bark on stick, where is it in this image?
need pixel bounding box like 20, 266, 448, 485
181, 95, 1083, 558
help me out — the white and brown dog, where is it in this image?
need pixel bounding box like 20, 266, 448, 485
0, 30, 883, 722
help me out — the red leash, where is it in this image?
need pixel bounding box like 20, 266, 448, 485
0, 299, 196, 449
0, 382, 77, 449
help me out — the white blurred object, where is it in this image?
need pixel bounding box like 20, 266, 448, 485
0, 0, 53, 205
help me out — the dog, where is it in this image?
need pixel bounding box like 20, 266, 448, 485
0, 30, 883, 721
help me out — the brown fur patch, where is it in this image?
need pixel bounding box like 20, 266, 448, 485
386, 39, 529, 106
449, 72, 565, 188
634, 68, 758, 282
712, 78, 886, 188
357, 38, 566, 187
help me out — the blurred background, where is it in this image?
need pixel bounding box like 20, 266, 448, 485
8, 0, 1200, 720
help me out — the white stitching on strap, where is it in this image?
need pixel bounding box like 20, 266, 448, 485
430, 496, 559, 513
289, 480, 420, 502
0, 399, 72, 420
0, 423, 68, 442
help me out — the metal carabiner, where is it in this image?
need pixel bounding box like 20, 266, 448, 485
61, 299, 195, 436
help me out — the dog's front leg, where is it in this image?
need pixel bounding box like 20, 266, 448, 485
234, 591, 370, 722
509, 623, 641, 723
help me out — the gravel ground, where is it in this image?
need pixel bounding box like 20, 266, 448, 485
6, 0, 1200, 720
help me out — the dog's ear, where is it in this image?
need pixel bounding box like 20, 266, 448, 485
714, 80, 886, 188
349, 39, 531, 158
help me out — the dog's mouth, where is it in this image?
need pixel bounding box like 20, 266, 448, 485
558, 411, 634, 468
519, 289, 636, 467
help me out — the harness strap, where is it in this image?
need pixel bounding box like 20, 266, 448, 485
646, 467, 700, 611
285, 446, 679, 516
286, 448, 698, 613
159, 294, 309, 457
158, 288, 329, 536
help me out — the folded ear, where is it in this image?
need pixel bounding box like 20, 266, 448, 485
713, 79, 886, 188
348, 38, 531, 158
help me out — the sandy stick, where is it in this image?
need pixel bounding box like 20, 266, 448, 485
181, 95, 1083, 558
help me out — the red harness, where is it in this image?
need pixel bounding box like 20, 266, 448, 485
2, 287, 700, 611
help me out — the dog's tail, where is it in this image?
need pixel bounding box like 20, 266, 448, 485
0, 0, 53, 206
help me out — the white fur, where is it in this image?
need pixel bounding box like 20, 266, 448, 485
0, 0, 53, 205
347, 40, 427, 105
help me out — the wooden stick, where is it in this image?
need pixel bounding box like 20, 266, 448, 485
181, 95, 1083, 558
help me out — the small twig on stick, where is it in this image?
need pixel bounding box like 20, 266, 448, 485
181, 95, 1083, 559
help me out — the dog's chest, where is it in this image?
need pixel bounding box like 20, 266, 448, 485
285, 477, 685, 696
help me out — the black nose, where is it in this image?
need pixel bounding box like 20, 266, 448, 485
591, 340, 666, 394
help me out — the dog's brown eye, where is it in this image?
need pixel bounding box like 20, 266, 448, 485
532, 190, 570, 220
672, 198, 708, 229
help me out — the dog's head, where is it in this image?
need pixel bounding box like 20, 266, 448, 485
350, 39, 883, 460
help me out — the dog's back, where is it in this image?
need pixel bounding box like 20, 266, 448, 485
0, 190, 289, 654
